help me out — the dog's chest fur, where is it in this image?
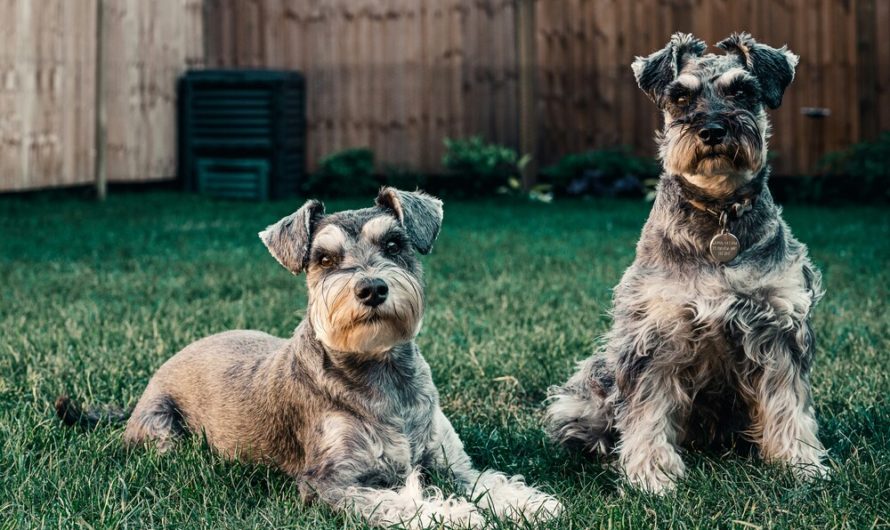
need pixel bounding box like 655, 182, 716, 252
608, 174, 819, 388
278, 330, 440, 485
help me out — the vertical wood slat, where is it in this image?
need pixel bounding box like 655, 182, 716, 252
516, 0, 536, 188
876, 0, 890, 132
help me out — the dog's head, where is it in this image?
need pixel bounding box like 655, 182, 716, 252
632, 32, 798, 195
260, 188, 442, 357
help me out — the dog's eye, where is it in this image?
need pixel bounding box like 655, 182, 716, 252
319, 255, 335, 269
675, 95, 689, 106
384, 240, 401, 255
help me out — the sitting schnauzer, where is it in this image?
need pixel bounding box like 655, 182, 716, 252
545, 33, 827, 494
57, 188, 560, 527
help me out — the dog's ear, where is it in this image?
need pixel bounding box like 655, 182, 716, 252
375, 187, 443, 254
717, 32, 798, 109
259, 199, 326, 274
632, 32, 707, 103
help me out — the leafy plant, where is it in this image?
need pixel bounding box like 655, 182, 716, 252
441, 137, 529, 197
303, 148, 379, 197
541, 147, 659, 198
817, 131, 890, 203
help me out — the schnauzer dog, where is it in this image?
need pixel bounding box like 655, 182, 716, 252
57, 188, 560, 528
545, 33, 827, 494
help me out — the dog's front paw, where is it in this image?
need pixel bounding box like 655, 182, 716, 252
521, 492, 563, 521
501, 487, 563, 523
624, 467, 677, 495
421, 502, 487, 530
472, 471, 562, 523
622, 455, 685, 495
620, 441, 686, 495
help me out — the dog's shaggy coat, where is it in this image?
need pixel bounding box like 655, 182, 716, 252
59, 188, 561, 528
546, 33, 828, 493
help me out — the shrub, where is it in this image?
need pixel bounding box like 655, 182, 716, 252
541, 147, 659, 198
303, 148, 379, 197
817, 131, 890, 203
441, 137, 529, 197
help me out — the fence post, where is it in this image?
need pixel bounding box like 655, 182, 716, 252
516, 0, 537, 189
94, 0, 107, 201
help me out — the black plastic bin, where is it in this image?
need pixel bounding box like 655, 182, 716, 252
178, 70, 305, 200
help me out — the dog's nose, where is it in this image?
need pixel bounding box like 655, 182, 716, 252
355, 278, 389, 307
698, 124, 727, 146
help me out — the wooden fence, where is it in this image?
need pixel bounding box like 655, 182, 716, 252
0, 0, 203, 192
534, 0, 890, 174
0, 0, 97, 191
3, 0, 889, 191
204, 0, 522, 172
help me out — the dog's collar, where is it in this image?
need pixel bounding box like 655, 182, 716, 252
674, 171, 766, 263
675, 172, 765, 222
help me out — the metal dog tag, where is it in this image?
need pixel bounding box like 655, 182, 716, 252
709, 231, 740, 263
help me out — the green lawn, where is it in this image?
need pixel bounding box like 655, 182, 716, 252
0, 192, 887, 529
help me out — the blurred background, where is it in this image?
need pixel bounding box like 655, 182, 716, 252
0, 0, 888, 201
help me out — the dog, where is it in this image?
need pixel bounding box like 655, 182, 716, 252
57, 187, 561, 528
545, 33, 828, 494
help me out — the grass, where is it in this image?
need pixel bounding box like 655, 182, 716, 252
0, 191, 887, 529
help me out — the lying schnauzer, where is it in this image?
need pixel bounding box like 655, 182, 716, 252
57, 188, 560, 527
546, 33, 827, 493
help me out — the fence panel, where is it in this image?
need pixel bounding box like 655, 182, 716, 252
203, 0, 519, 173
0, 0, 97, 191
103, 0, 204, 182
534, 0, 871, 175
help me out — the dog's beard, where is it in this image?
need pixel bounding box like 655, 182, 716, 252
660, 112, 767, 195
308, 268, 423, 356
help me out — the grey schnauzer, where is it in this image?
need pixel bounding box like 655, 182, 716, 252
545, 33, 828, 494
57, 188, 560, 528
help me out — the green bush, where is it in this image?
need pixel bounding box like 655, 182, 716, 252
441, 137, 529, 197
303, 148, 379, 197
817, 131, 890, 203
541, 147, 659, 197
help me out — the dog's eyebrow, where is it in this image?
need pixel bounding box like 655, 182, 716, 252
312, 225, 348, 253
675, 74, 701, 91
714, 67, 750, 87
360, 216, 399, 241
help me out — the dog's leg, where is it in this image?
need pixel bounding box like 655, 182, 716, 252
300, 415, 485, 529
614, 369, 688, 494
743, 323, 827, 479
427, 410, 563, 523
311, 470, 485, 529
545, 356, 615, 455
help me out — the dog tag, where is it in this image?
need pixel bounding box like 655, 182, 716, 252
709, 231, 740, 263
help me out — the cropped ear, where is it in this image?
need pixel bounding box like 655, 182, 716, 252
632, 32, 707, 103
258, 199, 325, 274
717, 32, 798, 109
375, 187, 443, 254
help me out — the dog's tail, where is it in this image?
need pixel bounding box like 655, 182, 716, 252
55, 395, 130, 429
